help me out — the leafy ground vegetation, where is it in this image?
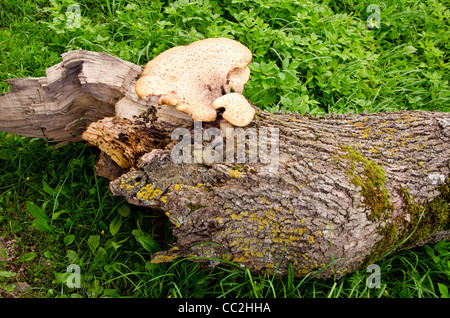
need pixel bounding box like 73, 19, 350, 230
0, 0, 449, 298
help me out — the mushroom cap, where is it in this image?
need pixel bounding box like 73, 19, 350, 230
212, 93, 256, 127
135, 38, 252, 122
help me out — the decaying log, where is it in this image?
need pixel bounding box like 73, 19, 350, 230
100, 110, 450, 278
1, 50, 449, 278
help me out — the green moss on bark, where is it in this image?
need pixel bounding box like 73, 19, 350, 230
340, 145, 394, 221
339, 145, 397, 267
399, 179, 450, 248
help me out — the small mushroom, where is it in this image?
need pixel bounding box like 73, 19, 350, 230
212, 93, 256, 127
135, 38, 254, 125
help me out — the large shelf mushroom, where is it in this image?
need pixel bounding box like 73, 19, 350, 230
135, 38, 255, 127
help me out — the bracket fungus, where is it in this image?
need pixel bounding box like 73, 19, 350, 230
135, 38, 255, 127
213, 92, 255, 127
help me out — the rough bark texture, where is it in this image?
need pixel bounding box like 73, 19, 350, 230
105, 110, 450, 278
1, 50, 449, 278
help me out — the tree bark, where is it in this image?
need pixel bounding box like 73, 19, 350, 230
1, 50, 449, 278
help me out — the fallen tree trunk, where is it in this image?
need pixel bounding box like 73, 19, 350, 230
1, 50, 449, 278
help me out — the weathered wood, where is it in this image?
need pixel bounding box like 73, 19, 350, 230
1, 50, 449, 278
0, 50, 189, 143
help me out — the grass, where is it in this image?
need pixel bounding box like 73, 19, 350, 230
0, 0, 449, 298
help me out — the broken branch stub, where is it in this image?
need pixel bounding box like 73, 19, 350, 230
135, 38, 256, 127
